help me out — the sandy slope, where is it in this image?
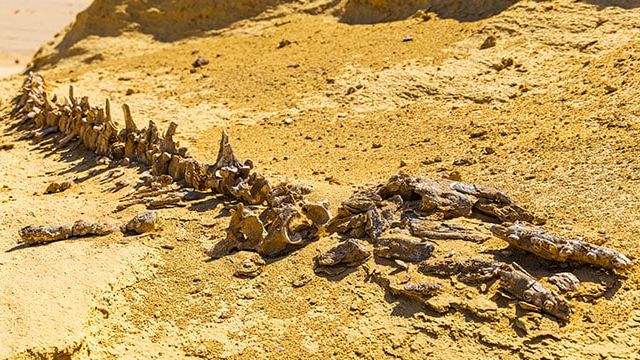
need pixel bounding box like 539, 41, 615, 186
1, 0, 640, 359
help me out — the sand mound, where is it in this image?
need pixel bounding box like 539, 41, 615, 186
60, 0, 297, 45
337, 0, 518, 23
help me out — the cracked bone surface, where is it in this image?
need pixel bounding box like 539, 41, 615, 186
491, 222, 632, 270
496, 262, 572, 321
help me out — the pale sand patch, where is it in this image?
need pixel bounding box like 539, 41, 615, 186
0, 0, 91, 78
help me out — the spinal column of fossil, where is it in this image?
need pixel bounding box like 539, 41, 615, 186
14, 73, 333, 258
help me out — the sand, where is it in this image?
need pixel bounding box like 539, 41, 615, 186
0, 0, 91, 78
1, 0, 639, 359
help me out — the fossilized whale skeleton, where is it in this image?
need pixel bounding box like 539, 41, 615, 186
10, 73, 632, 321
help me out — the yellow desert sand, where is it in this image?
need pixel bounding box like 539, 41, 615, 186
1, 0, 639, 359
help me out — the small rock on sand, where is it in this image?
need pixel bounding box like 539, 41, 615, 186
125, 211, 158, 234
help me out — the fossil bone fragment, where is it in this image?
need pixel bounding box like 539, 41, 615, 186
549, 272, 580, 293
208, 202, 320, 258
18, 220, 116, 245
419, 258, 499, 283
314, 239, 371, 275
45, 179, 74, 194
71, 220, 117, 237
409, 221, 490, 243
301, 201, 331, 227
389, 281, 442, 305
19, 224, 71, 244
497, 262, 572, 321
147, 195, 184, 209
374, 230, 434, 262
419, 258, 572, 320
112, 179, 130, 192
449, 182, 538, 223
491, 222, 632, 270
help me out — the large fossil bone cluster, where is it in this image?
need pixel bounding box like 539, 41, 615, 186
11, 73, 632, 322
319, 174, 631, 321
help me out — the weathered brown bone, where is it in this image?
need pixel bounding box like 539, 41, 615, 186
419, 258, 571, 320
314, 239, 371, 275
497, 262, 572, 321
491, 222, 632, 271
45, 179, 74, 194
19, 220, 116, 245
19, 224, 71, 244
208, 200, 321, 258
410, 221, 490, 243
374, 230, 434, 262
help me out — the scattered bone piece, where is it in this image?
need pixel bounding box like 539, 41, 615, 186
449, 182, 538, 223
419, 258, 572, 320
147, 195, 184, 209
115, 198, 148, 212
549, 273, 580, 293
125, 211, 158, 234
375, 230, 434, 262
326, 196, 387, 239
234, 258, 266, 278
496, 262, 572, 321
410, 221, 490, 243
19, 224, 72, 244
412, 178, 475, 218
389, 281, 442, 304
112, 179, 130, 192
419, 258, 499, 283
301, 201, 331, 227
45, 179, 74, 194
106, 169, 125, 179
127, 186, 179, 200
18, 219, 115, 245
491, 222, 632, 270
314, 239, 371, 275
71, 220, 117, 237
